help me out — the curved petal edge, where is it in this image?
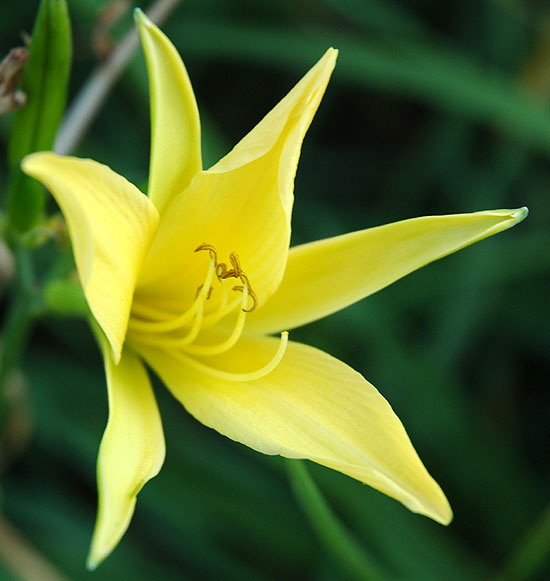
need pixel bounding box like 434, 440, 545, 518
136, 9, 202, 212
87, 345, 165, 570
22, 152, 159, 361
140, 336, 452, 526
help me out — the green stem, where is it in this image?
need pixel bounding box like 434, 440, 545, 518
286, 460, 388, 580
0, 246, 37, 420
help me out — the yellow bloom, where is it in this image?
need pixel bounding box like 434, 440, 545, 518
22, 11, 527, 569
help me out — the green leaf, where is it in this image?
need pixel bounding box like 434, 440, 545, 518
6, 0, 71, 235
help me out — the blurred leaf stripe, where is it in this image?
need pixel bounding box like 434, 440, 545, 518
172, 21, 550, 155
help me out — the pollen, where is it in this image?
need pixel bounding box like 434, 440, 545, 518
195, 244, 258, 312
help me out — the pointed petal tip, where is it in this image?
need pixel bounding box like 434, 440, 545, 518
86, 553, 101, 572
317, 47, 338, 74
431, 498, 453, 526
491, 206, 529, 230
425, 510, 453, 527
511, 206, 529, 223
441, 508, 454, 526
133, 7, 147, 24
134, 8, 157, 33
134, 8, 154, 34
408, 479, 453, 526
86, 542, 112, 571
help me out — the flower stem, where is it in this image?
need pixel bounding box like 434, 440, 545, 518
0, 246, 37, 422
286, 460, 388, 580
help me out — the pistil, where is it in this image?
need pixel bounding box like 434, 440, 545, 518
169, 332, 289, 382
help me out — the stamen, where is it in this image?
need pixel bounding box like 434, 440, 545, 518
201, 290, 243, 328
218, 276, 229, 312
129, 254, 215, 334
130, 244, 258, 352
195, 243, 217, 260
140, 285, 250, 354
196, 284, 213, 300
233, 272, 257, 312
171, 332, 289, 382
130, 301, 170, 320
216, 262, 228, 278
171, 300, 205, 346
197, 245, 258, 313
133, 290, 208, 349
184, 285, 249, 355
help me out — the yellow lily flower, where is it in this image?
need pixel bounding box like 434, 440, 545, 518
22, 11, 527, 569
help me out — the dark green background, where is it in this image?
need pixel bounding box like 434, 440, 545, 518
1, 0, 548, 579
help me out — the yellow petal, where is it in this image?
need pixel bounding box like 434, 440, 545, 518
22, 153, 159, 361
87, 344, 165, 570
247, 208, 528, 334
136, 10, 202, 213
137, 49, 337, 312
139, 336, 452, 525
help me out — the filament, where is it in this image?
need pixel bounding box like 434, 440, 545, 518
129, 255, 216, 334
129, 244, 261, 359
171, 332, 289, 382
183, 285, 249, 355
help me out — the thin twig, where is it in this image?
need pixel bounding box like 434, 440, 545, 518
54, 0, 181, 155
0, 514, 68, 581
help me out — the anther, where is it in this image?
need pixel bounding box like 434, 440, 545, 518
195, 243, 217, 261
229, 253, 243, 277
196, 244, 258, 312
216, 263, 228, 278
233, 272, 258, 312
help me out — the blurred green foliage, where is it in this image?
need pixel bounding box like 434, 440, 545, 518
0, 0, 548, 579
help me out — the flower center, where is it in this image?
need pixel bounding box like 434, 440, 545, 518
128, 244, 288, 382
